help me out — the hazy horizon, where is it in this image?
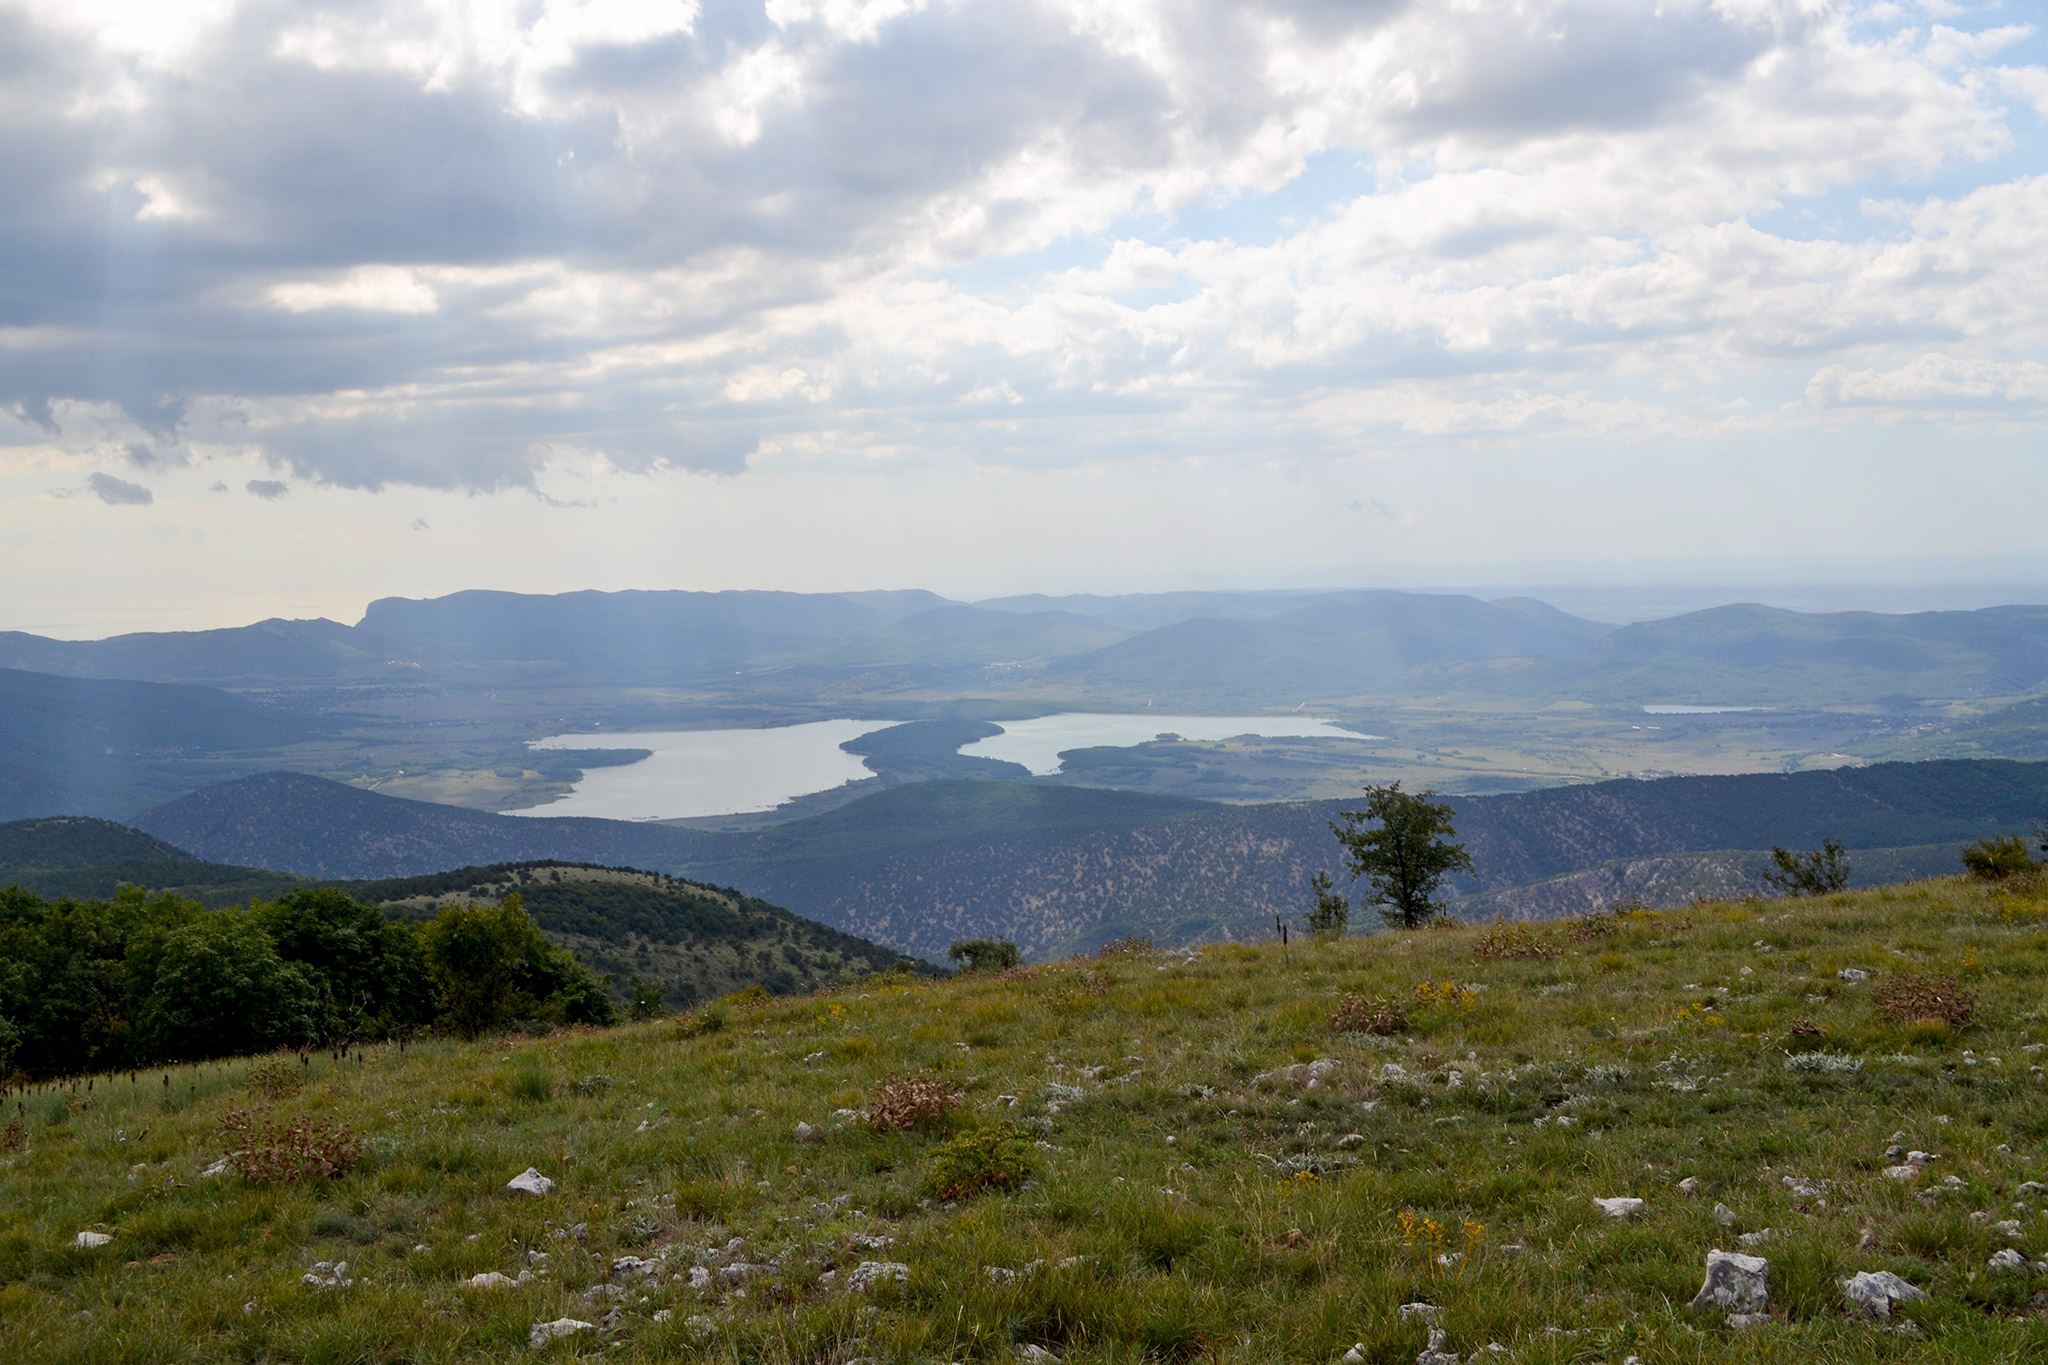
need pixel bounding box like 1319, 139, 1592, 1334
4, 1, 2046, 634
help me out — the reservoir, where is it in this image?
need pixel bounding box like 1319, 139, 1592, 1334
959, 713, 1371, 775
511, 712, 1375, 819
506, 720, 882, 820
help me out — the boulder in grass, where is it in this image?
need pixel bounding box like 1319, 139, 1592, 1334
468, 1271, 518, 1289
1840, 1270, 1926, 1320
848, 1260, 909, 1292
1594, 1197, 1644, 1219
527, 1318, 594, 1348
1988, 1248, 2032, 1273
72, 1231, 113, 1249
1689, 1250, 1768, 1314
507, 1167, 555, 1196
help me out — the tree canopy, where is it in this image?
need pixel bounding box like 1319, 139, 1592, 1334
1329, 782, 1474, 929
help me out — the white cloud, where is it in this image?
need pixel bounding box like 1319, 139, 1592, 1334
267, 267, 441, 314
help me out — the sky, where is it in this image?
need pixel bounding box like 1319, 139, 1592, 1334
3, 0, 2048, 637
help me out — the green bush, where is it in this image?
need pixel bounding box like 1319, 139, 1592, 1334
947, 939, 1022, 972
420, 894, 619, 1038
924, 1123, 1037, 1201
1960, 834, 2035, 881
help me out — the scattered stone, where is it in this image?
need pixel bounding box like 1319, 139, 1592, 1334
468, 1271, 519, 1289
689, 1266, 712, 1291
985, 1266, 1017, 1285
200, 1157, 231, 1179
1689, 1250, 1769, 1314
1398, 1303, 1440, 1324
1726, 1313, 1769, 1330
2018, 1182, 2047, 1199
685, 1313, 716, 1337
848, 1261, 908, 1292
301, 1261, 352, 1290
1837, 968, 1869, 981
1737, 1230, 1777, 1248
1017, 1346, 1061, 1365
1416, 1327, 1460, 1365
1841, 1270, 1926, 1319
1677, 1176, 1702, 1196
1379, 1063, 1409, 1082
1714, 1203, 1737, 1227
719, 1263, 772, 1286
1335, 1133, 1366, 1150
794, 1122, 819, 1143
1594, 1197, 1644, 1219
803, 1052, 825, 1064
528, 1250, 549, 1266
586, 1283, 628, 1301
507, 1168, 555, 1197
1883, 1165, 1921, 1182
652, 1309, 673, 1324
612, 1255, 657, 1278
527, 1318, 594, 1349
72, 1230, 112, 1249
1781, 1176, 1825, 1197
1989, 1248, 2032, 1273
1341, 1344, 1367, 1365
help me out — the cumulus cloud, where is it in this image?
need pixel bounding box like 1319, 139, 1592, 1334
87, 471, 153, 505
0, 0, 2042, 496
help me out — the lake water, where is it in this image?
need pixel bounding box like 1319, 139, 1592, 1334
1641, 704, 1768, 715
510, 712, 1378, 819
506, 720, 882, 820
959, 713, 1372, 776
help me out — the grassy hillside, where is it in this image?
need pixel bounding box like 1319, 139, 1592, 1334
1, 877, 2044, 1363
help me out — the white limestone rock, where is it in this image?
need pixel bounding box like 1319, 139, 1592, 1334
526, 1318, 594, 1348
1689, 1250, 1769, 1314
1840, 1270, 1926, 1319
72, 1231, 113, 1249
848, 1260, 908, 1292
506, 1167, 555, 1197
1594, 1197, 1644, 1219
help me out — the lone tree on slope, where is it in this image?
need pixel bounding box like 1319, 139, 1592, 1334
1330, 781, 1474, 929
1764, 838, 1850, 896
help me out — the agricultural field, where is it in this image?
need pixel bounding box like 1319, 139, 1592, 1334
3, 878, 2046, 1363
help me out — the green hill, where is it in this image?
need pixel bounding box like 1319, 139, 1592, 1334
0, 819, 922, 1008
343, 862, 925, 1004
0, 877, 2042, 1363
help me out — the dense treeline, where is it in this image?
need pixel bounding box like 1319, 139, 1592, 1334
0, 887, 617, 1081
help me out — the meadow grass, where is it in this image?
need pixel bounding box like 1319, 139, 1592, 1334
3, 877, 2046, 1363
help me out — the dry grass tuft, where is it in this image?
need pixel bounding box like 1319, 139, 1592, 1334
1330, 992, 1407, 1035
219, 1109, 365, 1183
866, 1075, 964, 1130
1873, 971, 1977, 1030
245, 1058, 303, 1100
1471, 923, 1558, 960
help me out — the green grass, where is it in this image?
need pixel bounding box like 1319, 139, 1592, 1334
2, 877, 2046, 1363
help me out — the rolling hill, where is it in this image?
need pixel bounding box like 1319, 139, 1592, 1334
127, 759, 2048, 958
0, 668, 333, 821
0, 819, 924, 1006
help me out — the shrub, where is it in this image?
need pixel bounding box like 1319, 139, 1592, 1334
420, 895, 619, 1039
1412, 980, 1476, 1009
1765, 840, 1850, 896
1092, 935, 1155, 959
224, 1114, 365, 1184
923, 1123, 1037, 1201
947, 939, 1022, 972
246, 1058, 304, 1100
1472, 924, 1556, 959
1330, 993, 1407, 1035
866, 1075, 964, 1130
0, 1117, 24, 1152
1303, 871, 1349, 942
1961, 835, 2035, 881
1873, 972, 1977, 1030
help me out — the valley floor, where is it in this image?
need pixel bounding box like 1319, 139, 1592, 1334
3, 878, 2046, 1363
